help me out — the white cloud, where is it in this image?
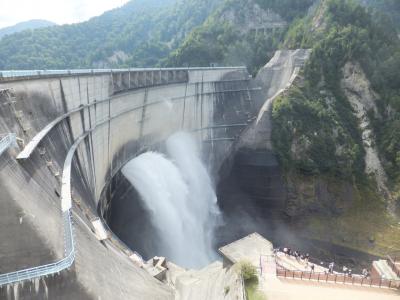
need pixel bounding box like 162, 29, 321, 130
0, 0, 129, 28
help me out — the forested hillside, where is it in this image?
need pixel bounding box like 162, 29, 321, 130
164, 0, 314, 74
0, 20, 56, 40
0, 0, 222, 69
359, 0, 400, 29
0, 0, 316, 71
276, 0, 400, 180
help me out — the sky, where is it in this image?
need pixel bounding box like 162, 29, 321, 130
0, 0, 130, 28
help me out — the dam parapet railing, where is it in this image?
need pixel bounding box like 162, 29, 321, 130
0, 132, 79, 286
0, 67, 246, 78
0, 67, 247, 84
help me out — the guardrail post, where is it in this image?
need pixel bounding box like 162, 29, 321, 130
335, 274, 337, 283
317, 273, 320, 281
380, 278, 382, 288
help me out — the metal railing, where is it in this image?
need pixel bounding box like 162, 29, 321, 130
0, 67, 246, 79
0, 210, 74, 286
276, 267, 400, 290
0, 133, 16, 156
0, 129, 76, 286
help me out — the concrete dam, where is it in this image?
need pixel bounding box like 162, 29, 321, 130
0, 50, 310, 299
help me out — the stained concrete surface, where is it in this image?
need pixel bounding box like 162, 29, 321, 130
0, 67, 255, 299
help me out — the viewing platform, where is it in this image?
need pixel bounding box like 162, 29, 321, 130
218, 233, 400, 300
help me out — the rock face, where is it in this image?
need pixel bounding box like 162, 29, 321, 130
219, 0, 287, 34
341, 62, 394, 211
239, 49, 311, 151
285, 174, 354, 217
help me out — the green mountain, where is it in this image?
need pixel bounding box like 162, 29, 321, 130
0, 19, 56, 40
164, 0, 315, 74
0, 0, 224, 69
358, 0, 400, 29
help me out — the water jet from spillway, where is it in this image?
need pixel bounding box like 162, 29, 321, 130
121, 132, 220, 268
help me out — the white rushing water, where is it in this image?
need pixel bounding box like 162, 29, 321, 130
121, 132, 220, 268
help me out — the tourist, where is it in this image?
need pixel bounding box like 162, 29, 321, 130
362, 268, 368, 278
310, 264, 315, 273
342, 266, 348, 274
328, 262, 334, 274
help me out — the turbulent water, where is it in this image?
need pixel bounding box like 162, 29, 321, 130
121, 132, 220, 268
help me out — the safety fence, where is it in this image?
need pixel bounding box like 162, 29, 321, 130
0, 210, 74, 286
276, 267, 400, 289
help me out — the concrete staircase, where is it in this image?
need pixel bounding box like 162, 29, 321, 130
373, 260, 399, 280
276, 252, 328, 273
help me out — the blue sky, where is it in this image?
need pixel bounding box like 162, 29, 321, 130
0, 0, 129, 28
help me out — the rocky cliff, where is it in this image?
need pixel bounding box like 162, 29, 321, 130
266, 0, 400, 257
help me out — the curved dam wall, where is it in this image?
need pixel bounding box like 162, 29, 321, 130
0, 67, 258, 299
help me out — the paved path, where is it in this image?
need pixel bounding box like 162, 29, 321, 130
260, 275, 400, 300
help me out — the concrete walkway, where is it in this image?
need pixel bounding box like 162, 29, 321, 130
260, 275, 400, 300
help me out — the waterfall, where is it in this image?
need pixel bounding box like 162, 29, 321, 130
121, 132, 220, 268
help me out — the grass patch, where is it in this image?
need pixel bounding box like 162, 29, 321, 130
237, 261, 267, 300
245, 279, 267, 300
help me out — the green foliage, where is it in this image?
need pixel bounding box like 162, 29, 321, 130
246, 280, 267, 300
238, 260, 258, 282
272, 85, 364, 178
164, 0, 310, 74
165, 18, 284, 74
272, 0, 400, 183
0, 0, 314, 74
0, 0, 223, 69
224, 286, 230, 295
237, 261, 266, 300
254, 0, 315, 21
359, 0, 400, 30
